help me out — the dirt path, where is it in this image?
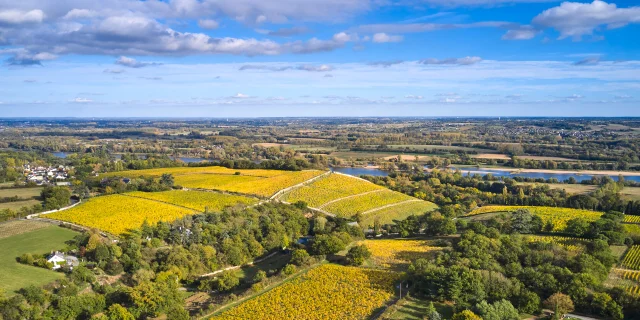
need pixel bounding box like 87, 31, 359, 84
361, 199, 422, 215
199, 251, 279, 278
318, 189, 385, 209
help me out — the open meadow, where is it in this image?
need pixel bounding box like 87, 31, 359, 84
0, 220, 78, 294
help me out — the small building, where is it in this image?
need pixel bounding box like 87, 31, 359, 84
47, 251, 80, 270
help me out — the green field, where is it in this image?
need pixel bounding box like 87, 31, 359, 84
0, 187, 43, 198
0, 199, 42, 210
384, 296, 453, 320
516, 183, 597, 195
0, 222, 79, 294
622, 187, 640, 201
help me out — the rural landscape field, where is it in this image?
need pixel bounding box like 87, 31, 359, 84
2, 0, 640, 317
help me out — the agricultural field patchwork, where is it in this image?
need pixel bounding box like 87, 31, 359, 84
624, 224, 640, 239
359, 239, 443, 268
127, 190, 258, 212
622, 246, 640, 270
210, 264, 399, 320
101, 166, 286, 178
468, 206, 603, 231
611, 269, 640, 296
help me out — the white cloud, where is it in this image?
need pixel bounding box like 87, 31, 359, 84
405, 95, 423, 99
502, 27, 538, 40
115, 56, 161, 68
533, 0, 640, 39
0, 9, 44, 25
372, 33, 403, 43
198, 19, 219, 30
356, 21, 512, 34
231, 93, 250, 98
70, 97, 93, 103
419, 56, 482, 65
62, 9, 98, 20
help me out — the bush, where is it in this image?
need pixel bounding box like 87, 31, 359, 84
311, 234, 346, 255
253, 270, 267, 283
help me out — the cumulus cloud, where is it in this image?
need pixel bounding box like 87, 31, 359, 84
297, 64, 333, 72
502, 26, 539, 40
0, 9, 44, 25
419, 56, 482, 65
115, 56, 162, 68
372, 33, 403, 43
1, 49, 57, 65
198, 19, 219, 30
532, 0, 640, 40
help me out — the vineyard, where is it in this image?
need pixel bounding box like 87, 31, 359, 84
624, 215, 640, 224
360, 201, 438, 227
126, 190, 258, 212
210, 264, 399, 320
281, 173, 437, 222
283, 174, 384, 207
359, 239, 443, 268
624, 224, 640, 238
101, 166, 326, 198
523, 235, 587, 252
467, 206, 603, 231
622, 246, 640, 270
610, 269, 640, 296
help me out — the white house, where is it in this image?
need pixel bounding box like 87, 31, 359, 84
47, 251, 80, 270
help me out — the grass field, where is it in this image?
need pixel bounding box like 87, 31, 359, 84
621, 187, 640, 201
0, 199, 42, 210
383, 296, 454, 320
283, 174, 384, 207
0, 220, 50, 240
467, 206, 603, 231
210, 264, 399, 320
515, 183, 597, 195
0, 221, 78, 294
0, 187, 43, 198
126, 190, 258, 212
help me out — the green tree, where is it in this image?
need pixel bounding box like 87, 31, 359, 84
282, 264, 296, 275
160, 173, 174, 187
311, 234, 346, 255
41, 186, 71, 210
544, 293, 574, 319
291, 249, 310, 266
106, 304, 135, 320
452, 310, 482, 320
346, 244, 371, 266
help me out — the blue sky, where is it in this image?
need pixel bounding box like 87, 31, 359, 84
0, 0, 639, 117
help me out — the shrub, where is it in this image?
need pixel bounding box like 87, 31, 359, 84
282, 264, 296, 276
346, 245, 371, 266
291, 249, 310, 266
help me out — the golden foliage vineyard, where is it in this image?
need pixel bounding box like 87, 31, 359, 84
622, 246, 640, 270
101, 166, 326, 197
210, 264, 399, 320
523, 235, 587, 252
468, 206, 603, 231
323, 190, 414, 218
624, 215, 640, 224
359, 239, 443, 268
283, 174, 383, 207
47, 195, 196, 235
612, 269, 640, 296
360, 201, 438, 227
126, 190, 258, 212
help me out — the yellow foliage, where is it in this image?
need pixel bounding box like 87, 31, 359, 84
323, 190, 414, 218
127, 190, 258, 212
210, 264, 399, 320
622, 246, 640, 270
359, 240, 443, 268
284, 174, 383, 207
623, 215, 640, 224
467, 206, 603, 231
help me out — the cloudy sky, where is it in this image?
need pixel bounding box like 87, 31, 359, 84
0, 0, 639, 117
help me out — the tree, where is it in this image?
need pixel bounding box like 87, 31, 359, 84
544, 293, 574, 318
452, 310, 482, 320
311, 234, 346, 255
475, 300, 519, 320
212, 272, 240, 292
282, 264, 296, 275
565, 218, 590, 237
291, 249, 310, 266
346, 245, 371, 266
510, 209, 534, 234
253, 270, 267, 283
160, 174, 174, 187
424, 302, 442, 320
41, 186, 71, 210
106, 304, 135, 320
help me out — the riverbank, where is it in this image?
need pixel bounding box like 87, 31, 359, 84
447, 166, 640, 177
